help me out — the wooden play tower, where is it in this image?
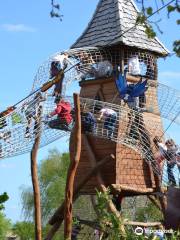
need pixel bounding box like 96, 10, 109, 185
47, 1, 171, 238
70, 0, 169, 196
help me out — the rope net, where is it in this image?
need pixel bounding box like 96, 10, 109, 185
62, 195, 163, 239
0, 47, 180, 189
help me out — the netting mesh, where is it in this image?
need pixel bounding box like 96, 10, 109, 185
60, 195, 163, 239
32, 47, 112, 96
0, 47, 180, 189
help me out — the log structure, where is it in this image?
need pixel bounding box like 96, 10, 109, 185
64, 94, 82, 239
70, 0, 169, 203
46, 0, 172, 237
31, 121, 42, 240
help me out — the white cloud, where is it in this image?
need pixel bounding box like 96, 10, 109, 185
1, 23, 36, 32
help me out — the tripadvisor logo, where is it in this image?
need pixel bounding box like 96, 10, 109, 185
134, 226, 144, 235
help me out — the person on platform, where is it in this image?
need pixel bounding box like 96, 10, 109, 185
153, 136, 167, 170
165, 139, 178, 186
23, 92, 45, 138
81, 104, 97, 134
0, 131, 11, 158
0, 116, 7, 129
154, 136, 178, 186
47, 96, 73, 131
98, 107, 117, 139
50, 53, 73, 97
0, 131, 11, 143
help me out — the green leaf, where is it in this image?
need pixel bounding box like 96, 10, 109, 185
145, 26, 156, 38
136, 14, 146, 25
0, 192, 9, 204
0, 192, 9, 211
146, 7, 153, 16
0, 212, 11, 239
173, 40, 180, 57
21, 150, 70, 223
167, 5, 176, 13
177, 19, 180, 25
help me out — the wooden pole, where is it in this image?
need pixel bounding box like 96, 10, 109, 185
78, 218, 163, 228
64, 93, 81, 240
124, 221, 163, 227
45, 155, 115, 240
31, 134, 42, 240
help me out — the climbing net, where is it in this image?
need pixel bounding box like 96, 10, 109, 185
32, 47, 180, 124
0, 47, 180, 188
61, 195, 163, 239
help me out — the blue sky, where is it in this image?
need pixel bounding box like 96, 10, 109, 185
0, 0, 179, 223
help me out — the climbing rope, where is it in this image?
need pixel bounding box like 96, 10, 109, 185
0, 47, 180, 189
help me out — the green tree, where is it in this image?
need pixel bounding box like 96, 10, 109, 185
21, 149, 70, 224
20, 149, 96, 239
135, 202, 162, 222
135, 0, 180, 56
0, 212, 11, 239
13, 221, 34, 240
12, 221, 63, 240
0, 192, 9, 211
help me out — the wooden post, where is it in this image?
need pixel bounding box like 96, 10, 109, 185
31, 134, 42, 240
124, 221, 163, 227
64, 93, 81, 240
45, 155, 115, 240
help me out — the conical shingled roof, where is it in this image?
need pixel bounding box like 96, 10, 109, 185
71, 0, 169, 56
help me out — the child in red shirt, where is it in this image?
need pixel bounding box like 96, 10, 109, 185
47, 97, 73, 131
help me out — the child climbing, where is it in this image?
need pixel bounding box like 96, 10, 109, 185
47, 96, 73, 131
165, 139, 178, 186
153, 136, 167, 167
76, 51, 112, 80
98, 107, 117, 139
50, 53, 73, 97
90, 60, 113, 79
23, 92, 45, 138
0, 116, 7, 129
154, 137, 178, 185
76, 52, 95, 80
0, 106, 15, 129
0, 131, 11, 158
81, 104, 97, 134
115, 71, 148, 111
0, 131, 11, 143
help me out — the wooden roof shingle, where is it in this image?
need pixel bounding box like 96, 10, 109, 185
71, 0, 169, 56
